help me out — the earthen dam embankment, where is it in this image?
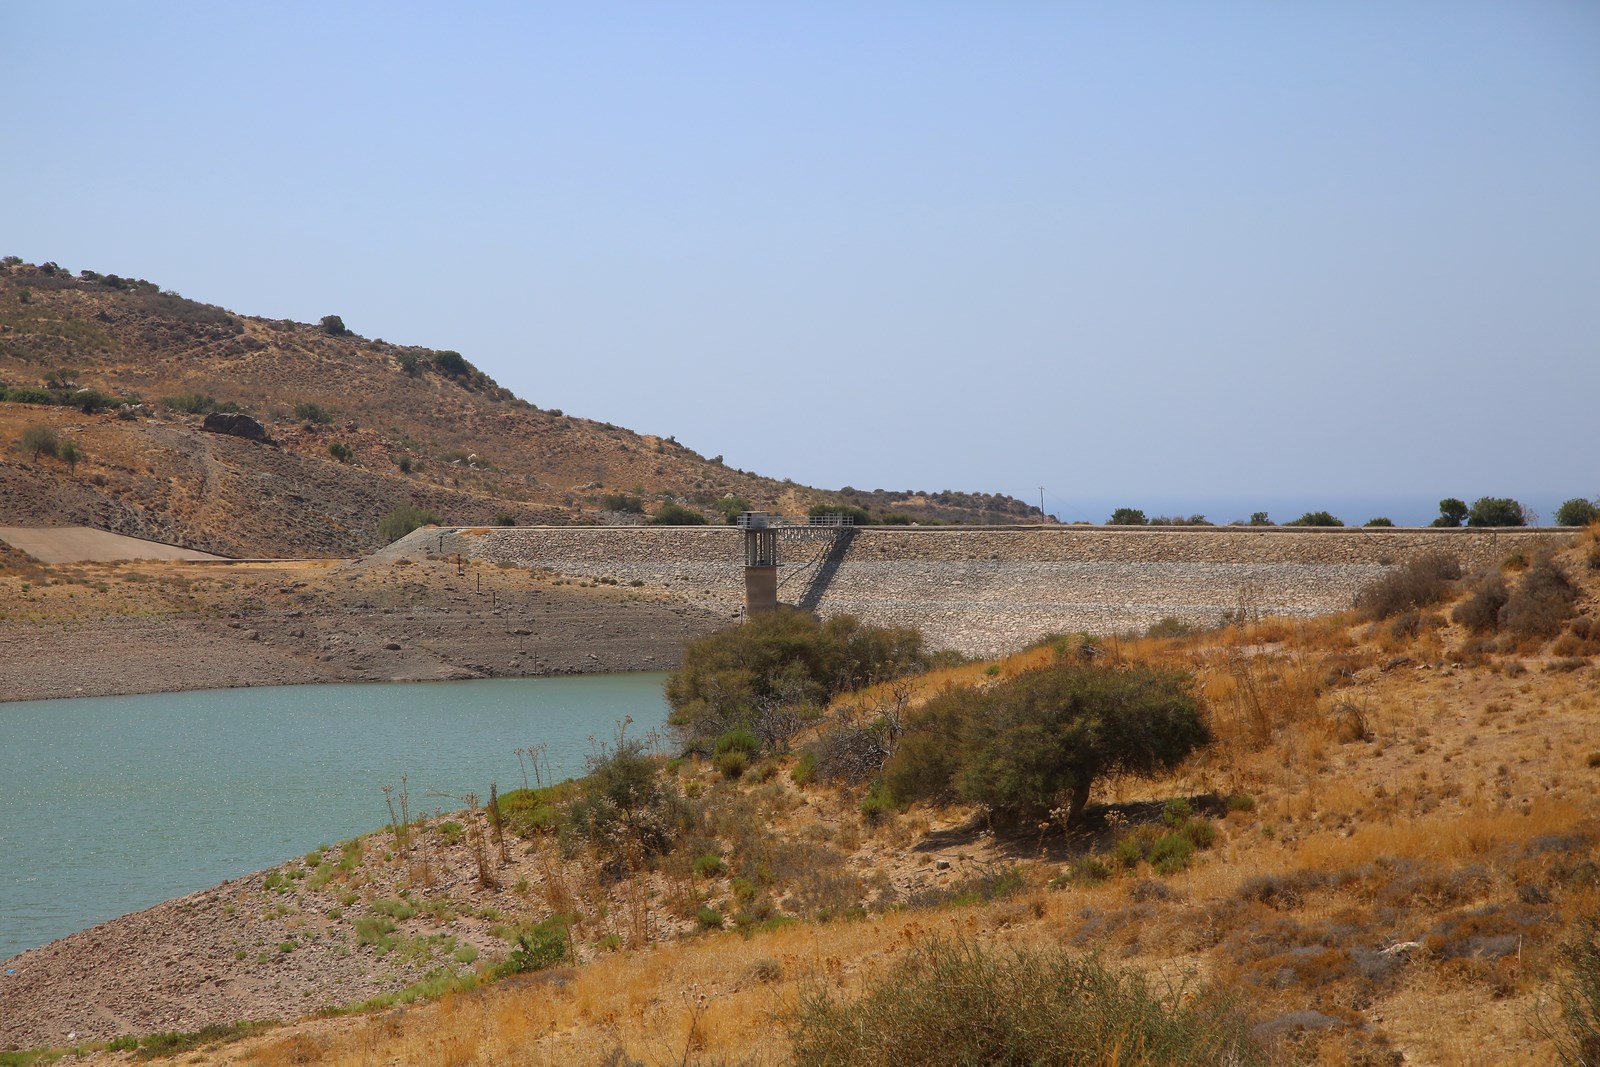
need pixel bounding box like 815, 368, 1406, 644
392, 525, 1566, 658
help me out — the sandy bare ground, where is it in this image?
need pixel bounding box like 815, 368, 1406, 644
0, 525, 227, 563
0, 555, 730, 703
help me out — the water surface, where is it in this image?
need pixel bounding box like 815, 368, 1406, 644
0, 674, 669, 961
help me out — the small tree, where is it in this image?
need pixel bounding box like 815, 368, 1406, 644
1247, 511, 1274, 526
1467, 497, 1527, 528
378, 504, 442, 543
320, 314, 349, 336
1364, 516, 1395, 527
1108, 508, 1148, 526
20, 425, 59, 460
1433, 498, 1468, 528
327, 441, 353, 462
1554, 497, 1600, 527
59, 440, 82, 472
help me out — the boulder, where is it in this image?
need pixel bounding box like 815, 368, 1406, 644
200, 412, 270, 442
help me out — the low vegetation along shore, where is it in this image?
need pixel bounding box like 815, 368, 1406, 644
3, 527, 1600, 1064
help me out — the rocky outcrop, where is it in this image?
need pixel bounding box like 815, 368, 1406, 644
200, 411, 270, 442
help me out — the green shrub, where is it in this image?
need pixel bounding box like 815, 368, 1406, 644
714, 750, 750, 779
883, 662, 1209, 826
493, 512, 517, 527
327, 441, 352, 462
716, 495, 753, 523
1108, 507, 1148, 526
787, 937, 1268, 1067
431, 350, 469, 377
19, 424, 58, 460
1433, 498, 1468, 528
603, 493, 645, 514
693, 852, 726, 878
1285, 510, 1344, 527
58, 440, 82, 471
320, 314, 349, 336
568, 733, 686, 871
1555, 498, 1600, 528
396, 352, 422, 376
496, 914, 571, 976
378, 504, 441, 543
667, 610, 927, 753
294, 401, 333, 424
696, 905, 725, 930
648, 502, 707, 525
859, 779, 895, 826
1364, 516, 1395, 527
1467, 496, 1528, 527
164, 392, 217, 414
5, 386, 56, 405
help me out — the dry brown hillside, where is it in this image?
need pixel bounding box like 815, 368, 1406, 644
0, 258, 1043, 557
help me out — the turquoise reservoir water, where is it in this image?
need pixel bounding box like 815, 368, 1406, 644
0, 674, 669, 962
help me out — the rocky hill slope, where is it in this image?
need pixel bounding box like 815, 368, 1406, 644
0, 258, 1043, 558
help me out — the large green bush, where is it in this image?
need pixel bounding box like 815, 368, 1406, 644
1555, 498, 1600, 528
1108, 507, 1148, 526
1467, 496, 1527, 527
666, 610, 927, 753
788, 937, 1268, 1067
884, 662, 1209, 826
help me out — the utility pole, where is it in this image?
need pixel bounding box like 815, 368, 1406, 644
1039, 487, 1045, 521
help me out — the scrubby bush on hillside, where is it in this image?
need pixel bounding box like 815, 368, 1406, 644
1501, 555, 1579, 639
1453, 571, 1510, 633
1555, 498, 1600, 528
666, 610, 927, 754
20, 424, 59, 460
648, 502, 707, 526
787, 936, 1268, 1067
602, 493, 645, 514
883, 661, 1209, 827
320, 314, 349, 336
431, 350, 469, 377
1546, 914, 1600, 1067
1286, 510, 1344, 527
1356, 551, 1462, 620
1108, 507, 1148, 525
327, 441, 353, 463
294, 401, 333, 425
567, 730, 688, 873
378, 504, 442, 543
3, 386, 56, 405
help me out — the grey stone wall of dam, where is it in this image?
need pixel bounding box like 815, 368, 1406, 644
393, 525, 1570, 658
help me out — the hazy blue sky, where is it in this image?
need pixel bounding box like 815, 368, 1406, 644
7, 3, 1597, 524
